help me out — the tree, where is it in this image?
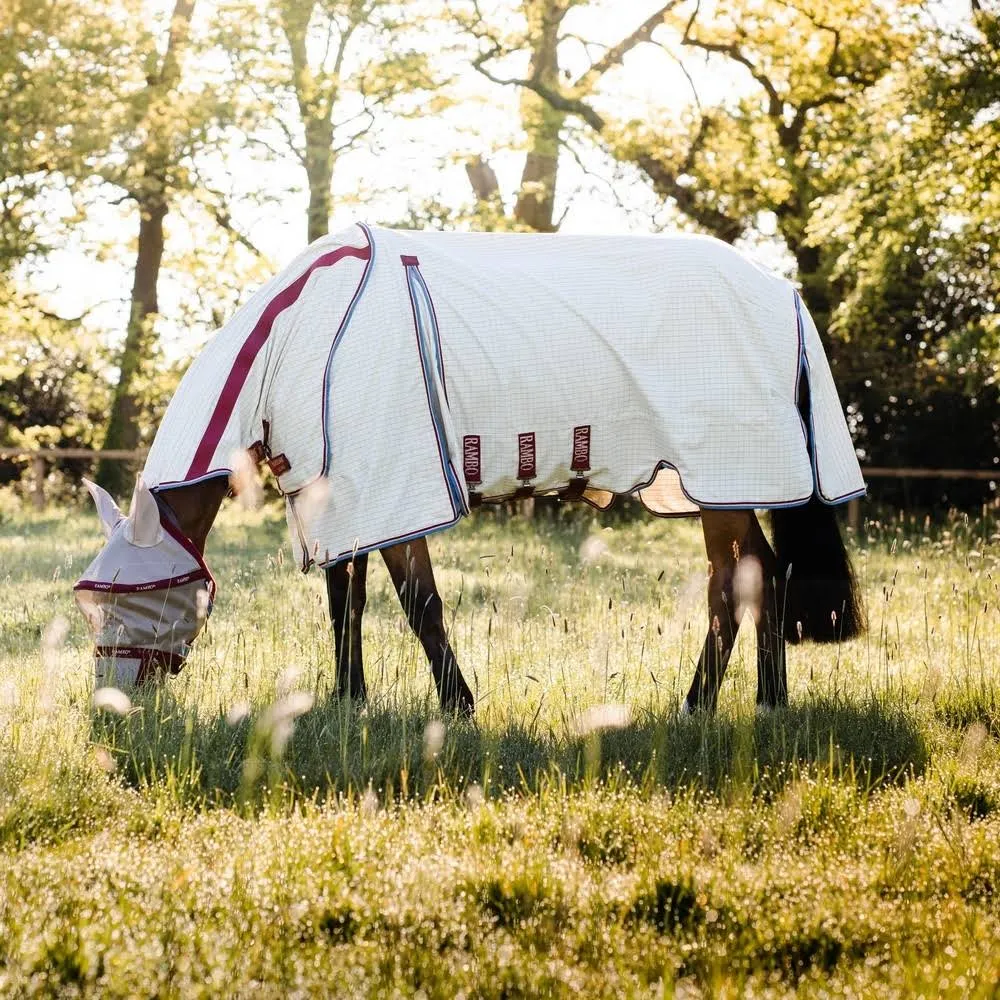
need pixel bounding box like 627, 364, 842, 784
807, 7, 999, 490
472, 0, 923, 330
96, 0, 219, 494
1, 2, 145, 493
219, 0, 439, 243
0, 0, 128, 271
0, 279, 110, 493
2, 3, 264, 495
458, 0, 677, 233
460, 0, 571, 232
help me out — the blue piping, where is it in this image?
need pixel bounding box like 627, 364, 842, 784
320, 225, 376, 477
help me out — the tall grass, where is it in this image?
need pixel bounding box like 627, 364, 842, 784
1, 502, 999, 996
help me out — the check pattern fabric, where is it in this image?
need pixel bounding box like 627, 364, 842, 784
143, 224, 865, 569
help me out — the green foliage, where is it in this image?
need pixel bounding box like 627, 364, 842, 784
812, 12, 1000, 486
0, 0, 135, 270
0, 287, 109, 452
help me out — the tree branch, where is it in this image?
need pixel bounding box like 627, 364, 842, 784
468, 0, 741, 241
573, 2, 682, 92
633, 149, 742, 242
208, 205, 267, 260
472, 48, 608, 132
680, 17, 783, 121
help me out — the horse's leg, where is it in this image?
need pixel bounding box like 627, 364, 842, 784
324, 554, 369, 701
744, 513, 788, 709
380, 538, 475, 716
682, 510, 752, 713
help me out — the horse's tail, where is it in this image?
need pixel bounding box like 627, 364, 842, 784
771, 498, 866, 643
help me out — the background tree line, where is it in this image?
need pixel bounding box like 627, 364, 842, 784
1, 0, 996, 505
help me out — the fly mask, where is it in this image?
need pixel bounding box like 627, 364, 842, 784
74, 477, 216, 688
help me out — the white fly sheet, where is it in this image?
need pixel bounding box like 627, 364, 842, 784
143, 223, 865, 569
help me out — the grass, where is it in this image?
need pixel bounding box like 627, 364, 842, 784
1, 499, 999, 997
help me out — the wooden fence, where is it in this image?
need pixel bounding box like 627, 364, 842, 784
0, 448, 146, 510
1, 448, 996, 522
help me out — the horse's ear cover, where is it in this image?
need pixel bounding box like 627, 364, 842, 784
82, 477, 124, 540
124, 476, 163, 548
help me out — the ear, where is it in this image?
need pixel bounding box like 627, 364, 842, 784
125, 476, 163, 547
82, 478, 124, 539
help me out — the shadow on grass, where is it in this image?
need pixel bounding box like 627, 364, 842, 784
89, 691, 928, 809
933, 682, 1000, 740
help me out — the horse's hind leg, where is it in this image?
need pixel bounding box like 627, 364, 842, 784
682, 510, 751, 713
744, 513, 788, 708
380, 538, 475, 716
325, 554, 369, 701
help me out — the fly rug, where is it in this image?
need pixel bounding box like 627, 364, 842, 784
76, 223, 867, 715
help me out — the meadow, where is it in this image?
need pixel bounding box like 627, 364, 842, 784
1, 499, 999, 998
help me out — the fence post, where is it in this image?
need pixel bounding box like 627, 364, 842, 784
31, 455, 46, 511
847, 498, 860, 534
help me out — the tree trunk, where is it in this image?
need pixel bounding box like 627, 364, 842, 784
97, 191, 168, 495
304, 116, 334, 243
513, 3, 565, 231
514, 143, 562, 231
96, 0, 196, 496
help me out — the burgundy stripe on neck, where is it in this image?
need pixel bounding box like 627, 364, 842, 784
186, 243, 372, 479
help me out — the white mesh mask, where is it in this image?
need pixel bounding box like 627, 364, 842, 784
74, 477, 216, 688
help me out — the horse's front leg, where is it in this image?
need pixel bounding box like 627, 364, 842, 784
380, 538, 475, 716
682, 510, 750, 714
745, 513, 788, 709
325, 554, 369, 702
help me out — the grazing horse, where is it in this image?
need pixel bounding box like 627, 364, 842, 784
75, 224, 867, 714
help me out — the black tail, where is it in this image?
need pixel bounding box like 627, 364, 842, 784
771, 498, 866, 643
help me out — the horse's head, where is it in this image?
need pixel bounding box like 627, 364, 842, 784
74, 477, 215, 688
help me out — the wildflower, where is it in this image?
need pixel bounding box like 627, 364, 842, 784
93, 687, 132, 716
229, 448, 263, 510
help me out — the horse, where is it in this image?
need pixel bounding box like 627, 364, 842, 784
74, 223, 867, 714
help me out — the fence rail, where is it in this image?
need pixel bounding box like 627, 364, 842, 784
862, 466, 998, 481
0, 447, 146, 510
1, 448, 996, 518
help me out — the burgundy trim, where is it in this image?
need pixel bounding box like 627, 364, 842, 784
571, 425, 591, 472
267, 453, 291, 476
463, 435, 481, 485
160, 512, 217, 601
74, 569, 208, 594
186, 244, 372, 479
517, 432, 536, 481
401, 254, 420, 265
